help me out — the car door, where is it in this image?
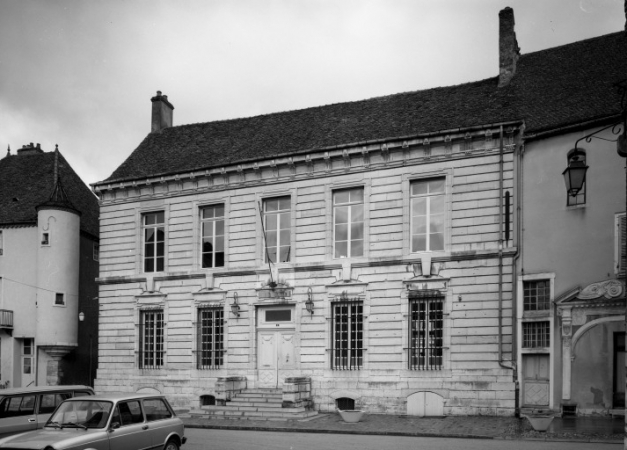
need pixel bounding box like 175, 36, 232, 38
142, 397, 178, 449
108, 400, 152, 450
0, 395, 37, 437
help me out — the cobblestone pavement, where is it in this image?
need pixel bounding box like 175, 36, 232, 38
181, 413, 624, 444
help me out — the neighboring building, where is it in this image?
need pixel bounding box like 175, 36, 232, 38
517, 33, 627, 415
92, 8, 626, 416
0, 144, 100, 388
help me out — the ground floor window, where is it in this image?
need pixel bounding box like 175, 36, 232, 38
409, 290, 443, 370
197, 307, 224, 369
331, 298, 363, 370
140, 310, 164, 369
522, 321, 550, 348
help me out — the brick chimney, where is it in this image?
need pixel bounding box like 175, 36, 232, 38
498, 7, 520, 87
17, 143, 44, 156
151, 91, 174, 133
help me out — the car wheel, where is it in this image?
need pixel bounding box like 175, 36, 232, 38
164, 439, 179, 450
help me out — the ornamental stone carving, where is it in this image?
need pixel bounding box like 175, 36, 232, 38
578, 279, 623, 300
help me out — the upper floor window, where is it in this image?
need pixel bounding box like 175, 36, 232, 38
333, 188, 364, 258
142, 212, 165, 273
410, 178, 445, 252
523, 280, 550, 311
201, 205, 225, 268
55, 293, 65, 306
263, 197, 291, 263
93, 243, 99, 262
0, 230, 3, 255
522, 321, 550, 348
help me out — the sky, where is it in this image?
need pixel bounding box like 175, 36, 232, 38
0, 0, 625, 187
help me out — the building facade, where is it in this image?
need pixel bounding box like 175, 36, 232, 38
0, 144, 100, 388
93, 8, 626, 416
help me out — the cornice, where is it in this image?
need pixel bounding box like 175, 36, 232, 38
94, 124, 521, 204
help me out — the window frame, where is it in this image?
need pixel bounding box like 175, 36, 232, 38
330, 297, 364, 370
409, 178, 446, 253
256, 190, 296, 266
54, 292, 65, 307
93, 243, 99, 262
141, 210, 166, 273
200, 204, 226, 269
262, 196, 292, 264
196, 306, 225, 370
523, 280, 551, 311
402, 171, 451, 257
408, 290, 444, 370
325, 180, 370, 260
139, 309, 165, 369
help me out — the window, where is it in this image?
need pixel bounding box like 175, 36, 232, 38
523, 280, 550, 311
0, 395, 35, 418
409, 290, 444, 370
333, 188, 364, 258
263, 197, 291, 263
140, 310, 164, 369
93, 243, 99, 262
201, 205, 225, 268
197, 308, 224, 369
336, 397, 355, 410
38, 393, 71, 414
410, 178, 445, 252
0, 230, 3, 255
142, 212, 165, 273
41, 232, 49, 246
331, 298, 363, 369
117, 400, 144, 425
617, 213, 626, 277
23, 339, 33, 375
143, 398, 172, 421
55, 293, 65, 306
523, 321, 550, 348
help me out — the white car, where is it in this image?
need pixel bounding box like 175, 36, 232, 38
0, 393, 186, 450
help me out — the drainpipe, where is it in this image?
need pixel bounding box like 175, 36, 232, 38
498, 126, 516, 372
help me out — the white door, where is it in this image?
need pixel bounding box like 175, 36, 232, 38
257, 330, 295, 388
21, 339, 35, 388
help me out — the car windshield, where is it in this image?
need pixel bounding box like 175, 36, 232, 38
46, 400, 113, 429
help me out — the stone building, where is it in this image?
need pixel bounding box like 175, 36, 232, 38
92, 8, 626, 417
0, 144, 100, 387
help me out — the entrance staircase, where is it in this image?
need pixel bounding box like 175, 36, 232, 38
190, 388, 318, 421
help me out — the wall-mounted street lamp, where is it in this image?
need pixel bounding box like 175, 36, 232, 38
562, 149, 589, 197
230, 292, 240, 317
305, 287, 314, 315
78, 312, 85, 322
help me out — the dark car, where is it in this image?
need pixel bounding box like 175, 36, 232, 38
0, 393, 186, 450
0, 385, 94, 438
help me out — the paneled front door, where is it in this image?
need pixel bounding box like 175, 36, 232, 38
257, 330, 295, 388
522, 354, 550, 407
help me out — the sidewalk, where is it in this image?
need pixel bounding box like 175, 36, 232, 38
181, 413, 624, 444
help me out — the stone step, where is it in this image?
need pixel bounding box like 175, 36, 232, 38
230, 396, 283, 404
225, 401, 283, 408
190, 409, 317, 420
189, 412, 318, 422
200, 405, 308, 414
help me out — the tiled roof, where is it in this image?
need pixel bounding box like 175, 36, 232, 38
103, 31, 627, 183
0, 150, 99, 238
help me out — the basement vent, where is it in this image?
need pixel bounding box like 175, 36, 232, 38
562, 404, 577, 417
200, 395, 216, 406
336, 397, 355, 410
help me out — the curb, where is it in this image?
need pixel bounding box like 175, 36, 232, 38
182, 420, 622, 444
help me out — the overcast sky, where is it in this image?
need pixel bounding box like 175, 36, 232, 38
1, 0, 624, 187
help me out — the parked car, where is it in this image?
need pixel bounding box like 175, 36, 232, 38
0, 393, 186, 450
0, 385, 94, 437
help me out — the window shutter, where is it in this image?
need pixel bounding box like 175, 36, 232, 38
620, 214, 626, 279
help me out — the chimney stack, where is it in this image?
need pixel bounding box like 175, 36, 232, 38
17, 142, 44, 156
498, 7, 520, 87
151, 91, 174, 133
